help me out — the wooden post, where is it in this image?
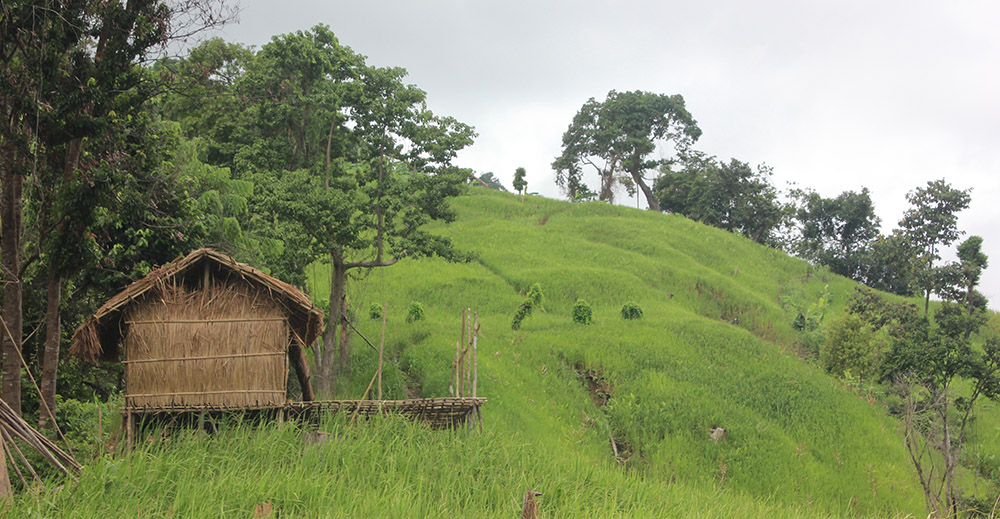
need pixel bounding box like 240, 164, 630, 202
125, 411, 133, 450
459, 308, 467, 397
0, 439, 11, 500
472, 311, 479, 398
464, 309, 471, 396
377, 302, 387, 401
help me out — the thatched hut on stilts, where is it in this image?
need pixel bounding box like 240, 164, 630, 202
71, 248, 485, 438
69, 249, 323, 441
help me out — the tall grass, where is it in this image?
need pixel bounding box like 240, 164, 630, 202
8, 417, 851, 518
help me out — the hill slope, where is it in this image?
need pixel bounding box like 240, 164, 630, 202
315, 188, 926, 516
9, 188, 931, 518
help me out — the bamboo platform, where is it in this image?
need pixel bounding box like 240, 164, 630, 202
123, 397, 487, 430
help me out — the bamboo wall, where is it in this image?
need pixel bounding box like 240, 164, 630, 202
123, 279, 289, 409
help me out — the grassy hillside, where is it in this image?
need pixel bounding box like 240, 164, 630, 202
305, 188, 928, 516
9, 187, 956, 517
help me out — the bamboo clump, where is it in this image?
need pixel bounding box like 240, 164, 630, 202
123, 278, 289, 410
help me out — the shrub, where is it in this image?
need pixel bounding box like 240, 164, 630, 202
527, 283, 544, 309
820, 313, 886, 382
573, 299, 593, 325
621, 301, 643, 320
369, 303, 383, 320
406, 302, 425, 323
512, 298, 534, 330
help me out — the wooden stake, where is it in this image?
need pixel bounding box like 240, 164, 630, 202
377, 302, 387, 401
459, 308, 467, 397
0, 439, 11, 500
465, 309, 472, 397
472, 311, 479, 399
125, 411, 133, 450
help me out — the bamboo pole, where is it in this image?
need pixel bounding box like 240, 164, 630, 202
466, 309, 473, 396
349, 368, 381, 426
459, 308, 467, 397
377, 302, 387, 401
472, 311, 479, 398
0, 437, 11, 499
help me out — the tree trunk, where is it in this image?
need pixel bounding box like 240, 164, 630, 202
631, 171, 660, 211
316, 252, 348, 397
599, 170, 615, 203
39, 265, 62, 430
0, 152, 23, 415
940, 400, 958, 518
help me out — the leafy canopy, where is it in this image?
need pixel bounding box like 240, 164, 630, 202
553, 90, 700, 210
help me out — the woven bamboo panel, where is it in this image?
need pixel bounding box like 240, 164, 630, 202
123, 398, 488, 430
124, 280, 289, 409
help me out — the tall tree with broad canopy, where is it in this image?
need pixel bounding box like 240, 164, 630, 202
170, 26, 476, 395
552, 90, 701, 210
898, 179, 971, 314
654, 151, 786, 245
790, 187, 882, 281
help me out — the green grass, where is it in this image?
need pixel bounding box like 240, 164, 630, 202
8, 417, 842, 518
9, 187, 965, 517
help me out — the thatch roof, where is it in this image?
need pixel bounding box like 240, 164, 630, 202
70, 248, 323, 363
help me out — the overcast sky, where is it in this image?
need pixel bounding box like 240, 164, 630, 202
206, 1, 1000, 305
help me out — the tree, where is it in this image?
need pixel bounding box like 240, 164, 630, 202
512, 167, 527, 197
654, 152, 786, 245
552, 90, 701, 210
1, 0, 233, 416
850, 237, 995, 517
474, 172, 507, 191
171, 27, 476, 396
898, 179, 971, 314
855, 231, 918, 296
790, 188, 881, 281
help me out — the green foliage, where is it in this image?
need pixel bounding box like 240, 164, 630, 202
553, 90, 700, 209
790, 187, 881, 281
511, 298, 534, 330
821, 313, 886, 381
513, 167, 527, 195
527, 282, 544, 309
620, 301, 643, 320
369, 303, 383, 320
406, 301, 425, 323
475, 172, 507, 191
654, 152, 786, 245
572, 298, 593, 325
898, 179, 972, 311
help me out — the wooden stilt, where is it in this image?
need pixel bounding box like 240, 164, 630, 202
125, 411, 133, 450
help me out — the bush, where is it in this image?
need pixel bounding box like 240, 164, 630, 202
820, 313, 886, 382
572, 299, 593, 325
406, 302, 425, 323
527, 283, 544, 309
369, 303, 383, 320
511, 298, 534, 330
621, 301, 643, 320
